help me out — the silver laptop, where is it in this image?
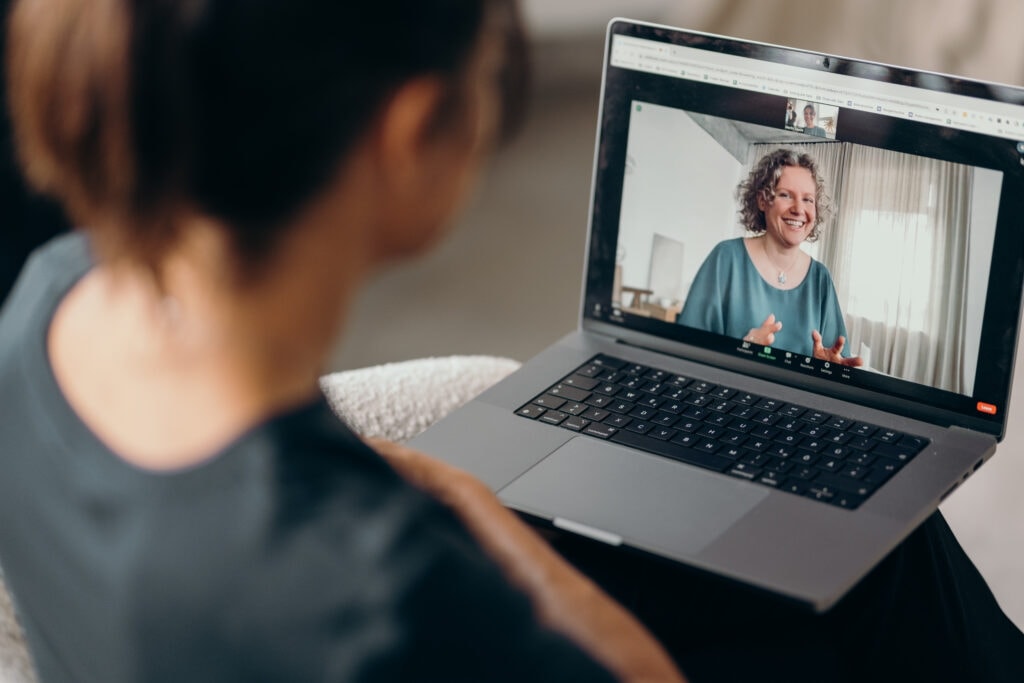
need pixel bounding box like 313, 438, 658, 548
409, 18, 1024, 611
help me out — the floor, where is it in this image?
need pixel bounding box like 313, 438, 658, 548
328, 34, 1024, 632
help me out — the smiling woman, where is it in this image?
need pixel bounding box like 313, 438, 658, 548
677, 148, 862, 366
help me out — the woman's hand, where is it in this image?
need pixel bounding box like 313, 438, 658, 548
745, 314, 783, 345
811, 330, 864, 367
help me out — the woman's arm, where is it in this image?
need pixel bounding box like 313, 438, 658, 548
367, 437, 686, 683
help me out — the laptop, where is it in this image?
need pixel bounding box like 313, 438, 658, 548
409, 18, 1024, 611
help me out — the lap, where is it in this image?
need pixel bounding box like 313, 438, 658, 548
550, 512, 1024, 683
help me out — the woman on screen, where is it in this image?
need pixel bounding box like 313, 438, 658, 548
677, 148, 862, 367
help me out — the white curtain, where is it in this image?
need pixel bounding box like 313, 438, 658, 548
746, 143, 972, 393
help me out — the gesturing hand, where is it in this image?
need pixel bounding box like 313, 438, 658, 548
811, 330, 864, 367
745, 314, 783, 346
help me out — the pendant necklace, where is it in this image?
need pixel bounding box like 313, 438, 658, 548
762, 238, 800, 285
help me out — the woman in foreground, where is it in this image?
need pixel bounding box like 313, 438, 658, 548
0, 0, 677, 680
0, 1, 1021, 682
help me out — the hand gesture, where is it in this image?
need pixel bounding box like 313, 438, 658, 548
745, 314, 782, 346
811, 330, 864, 367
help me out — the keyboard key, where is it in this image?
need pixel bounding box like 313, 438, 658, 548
825, 417, 854, 430
592, 355, 626, 370
777, 419, 802, 432
774, 432, 803, 447
750, 426, 779, 440
759, 471, 785, 487
686, 394, 714, 407
561, 375, 600, 390
734, 392, 761, 405
756, 398, 783, 412
563, 416, 590, 432
852, 423, 877, 437
876, 429, 903, 444
698, 425, 725, 439
730, 405, 757, 419
849, 452, 876, 467
640, 395, 664, 409
625, 364, 649, 376
722, 432, 748, 447
670, 433, 700, 448
641, 382, 668, 395
813, 472, 872, 498
674, 418, 700, 433
517, 404, 546, 419
533, 395, 566, 410
652, 413, 679, 427
805, 486, 837, 502
689, 381, 715, 394
604, 415, 632, 428
663, 387, 688, 401
742, 452, 772, 467
629, 406, 657, 420
549, 385, 591, 402
817, 458, 844, 472
607, 401, 634, 415
575, 363, 604, 378
581, 408, 610, 422
710, 387, 737, 400
563, 402, 588, 416
660, 400, 686, 415
801, 424, 828, 438
873, 443, 914, 461
795, 452, 819, 466
540, 411, 569, 425
625, 421, 654, 435
803, 410, 831, 424
728, 462, 762, 480
584, 424, 618, 439
667, 375, 692, 388
651, 427, 678, 441
754, 412, 781, 426
585, 395, 613, 408
696, 440, 722, 454
644, 369, 669, 382
826, 431, 852, 445
708, 413, 733, 428
780, 404, 807, 419
595, 383, 621, 396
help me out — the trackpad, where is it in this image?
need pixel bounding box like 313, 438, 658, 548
500, 437, 769, 557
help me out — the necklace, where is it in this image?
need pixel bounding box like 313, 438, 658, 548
761, 238, 800, 285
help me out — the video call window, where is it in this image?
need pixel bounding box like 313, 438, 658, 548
613, 100, 1002, 397
785, 98, 839, 139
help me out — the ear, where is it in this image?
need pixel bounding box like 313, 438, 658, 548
756, 191, 769, 212
371, 77, 450, 194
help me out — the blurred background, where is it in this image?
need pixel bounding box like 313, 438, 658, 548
330, 0, 1024, 630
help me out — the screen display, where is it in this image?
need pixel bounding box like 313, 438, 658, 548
584, 23, 1024, 435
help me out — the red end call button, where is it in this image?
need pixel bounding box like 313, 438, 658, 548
976, 402, 998, 415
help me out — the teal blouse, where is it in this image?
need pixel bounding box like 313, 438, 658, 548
677, 238, 849, 358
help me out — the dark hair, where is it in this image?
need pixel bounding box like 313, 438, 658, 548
6, 0, 526, 275
737, 148, 832, 242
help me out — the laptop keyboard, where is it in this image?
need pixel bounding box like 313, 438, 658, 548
515, 354, 929, 510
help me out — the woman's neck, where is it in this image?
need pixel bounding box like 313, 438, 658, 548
49, 211, 370, 471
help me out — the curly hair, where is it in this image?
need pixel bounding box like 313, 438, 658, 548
737, 148, 833, 242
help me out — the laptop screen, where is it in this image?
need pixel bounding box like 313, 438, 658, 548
583, 21, 1024, 438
